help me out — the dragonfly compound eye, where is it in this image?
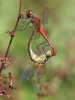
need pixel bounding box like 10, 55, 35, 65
45, 51, 51, 57
26, 10, 33, 18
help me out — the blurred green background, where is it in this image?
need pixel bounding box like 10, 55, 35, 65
0, 0, 75, 100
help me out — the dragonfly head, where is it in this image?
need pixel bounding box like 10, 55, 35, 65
26, 10, 34, 18
45, 51, 51, 57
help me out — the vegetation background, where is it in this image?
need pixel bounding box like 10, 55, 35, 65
0, 0, 75, 100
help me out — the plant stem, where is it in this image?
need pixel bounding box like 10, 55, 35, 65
0, 0, 22, 73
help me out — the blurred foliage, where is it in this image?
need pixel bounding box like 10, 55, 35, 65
0, 0, 75, 100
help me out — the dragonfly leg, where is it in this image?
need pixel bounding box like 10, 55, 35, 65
36, 40, 48, 54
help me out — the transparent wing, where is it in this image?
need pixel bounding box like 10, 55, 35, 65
25, 26, 40, 39
41, 8, 50, 25
32, 64, 49, 92
20, 64, 35, 82
16, 19, 30, 31
16, 19, 40, 39
25, 25, 34, 38
36, 40, 50, 54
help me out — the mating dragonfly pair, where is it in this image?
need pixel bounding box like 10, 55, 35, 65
17, 8, 57, 92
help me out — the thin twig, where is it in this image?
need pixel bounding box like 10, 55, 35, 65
0, 0, 22, 73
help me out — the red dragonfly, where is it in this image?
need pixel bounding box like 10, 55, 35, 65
19, 9, 57, 92
17, 8, 57, 56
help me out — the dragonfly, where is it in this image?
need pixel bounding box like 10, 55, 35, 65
17, 8, 57, 56
20, 28, 56, 92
